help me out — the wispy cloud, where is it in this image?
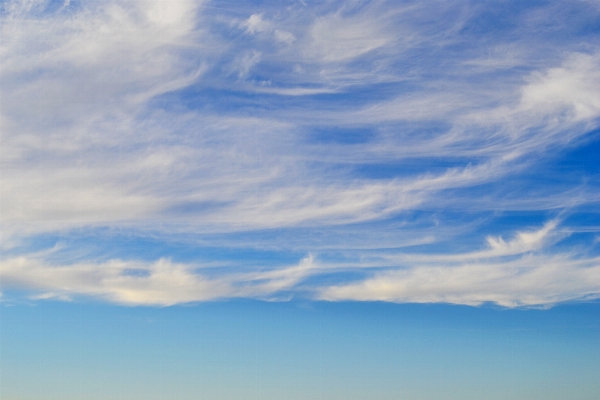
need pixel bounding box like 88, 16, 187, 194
0, 254, 319, 306
1, 256, 231, 305
304, 12, 392, 63
2, 221, 599, 307
319, 253, 600, 307
1, 0, 599, 307
316, 221, 600, 307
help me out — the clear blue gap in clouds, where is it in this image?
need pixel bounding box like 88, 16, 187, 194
0, 0, 599, 306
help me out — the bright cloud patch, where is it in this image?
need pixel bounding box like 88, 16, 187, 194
319, 223, 600, 307
0, 255, 319, 306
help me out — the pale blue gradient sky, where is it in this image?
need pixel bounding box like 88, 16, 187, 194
2, 300, 600, 400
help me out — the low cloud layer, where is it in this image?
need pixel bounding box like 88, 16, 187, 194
2, 222, 598, 307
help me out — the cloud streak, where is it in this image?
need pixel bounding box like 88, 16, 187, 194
2, 222, 599, 307
319, 253, 600, 307
318, 221, 600, 307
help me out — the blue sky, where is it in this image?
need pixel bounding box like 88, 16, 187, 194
3, 300, 600, 400
1, 0, 599, 398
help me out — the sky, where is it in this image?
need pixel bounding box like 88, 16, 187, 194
1, 0, 600, 399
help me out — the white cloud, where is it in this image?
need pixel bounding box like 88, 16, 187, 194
274, 29, 296, 45
319, 254, 600, 307
146, 0, 199, 27
1, 1, 599, 308
520, 52, 600, 121
240, 13, 271, 34
0, 254, 318, 306
237, 13, 295, 44
0, 256, 230, 305
305, 13, 392, 62
232, 50, 262, 79
485, 220, 557, 255
2, 223, 598, 308
2, 3, 596, 234
318, 221, 600, 307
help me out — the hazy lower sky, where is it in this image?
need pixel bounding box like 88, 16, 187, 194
1, 0, 599, 399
